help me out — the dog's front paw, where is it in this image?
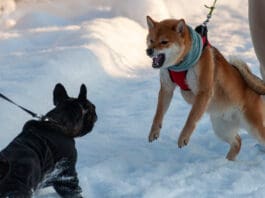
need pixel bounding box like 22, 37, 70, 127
178, 133, 190, 148
148, 125, 161, 142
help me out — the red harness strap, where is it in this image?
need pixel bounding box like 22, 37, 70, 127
168, 70, 190, 91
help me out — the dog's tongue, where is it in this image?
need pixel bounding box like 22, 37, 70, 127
152, 54, 165, 68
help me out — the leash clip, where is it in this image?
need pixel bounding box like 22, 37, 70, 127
202, 0, 218, 26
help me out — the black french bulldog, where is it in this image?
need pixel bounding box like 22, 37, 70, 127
0, 83, 97, 198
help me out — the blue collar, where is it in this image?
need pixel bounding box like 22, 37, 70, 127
168, 26, 203, 72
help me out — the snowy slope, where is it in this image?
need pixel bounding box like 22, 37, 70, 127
1, 0, 265, 197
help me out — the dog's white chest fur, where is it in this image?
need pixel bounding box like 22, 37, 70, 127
160, 69, 176, 91
186, 65, 199, 93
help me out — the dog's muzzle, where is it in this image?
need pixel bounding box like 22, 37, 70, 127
152, 53, 166, 68
146, 48, 166, 68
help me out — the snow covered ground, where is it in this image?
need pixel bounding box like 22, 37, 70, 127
1, 0, 265, 197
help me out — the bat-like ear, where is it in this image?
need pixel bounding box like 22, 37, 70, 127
53, 83, 69, 106
146, 16, 156, 29
175, 19, 186, 36
78, 84, 87, 101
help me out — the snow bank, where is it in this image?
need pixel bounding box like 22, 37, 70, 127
2, 0, 247, 27
0, 0, 16, 28
83, 17, 148, 77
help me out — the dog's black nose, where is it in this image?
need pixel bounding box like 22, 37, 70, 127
146, 48, 154, 57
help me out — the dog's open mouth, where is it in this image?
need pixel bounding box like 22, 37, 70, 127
152, 54, 165, 68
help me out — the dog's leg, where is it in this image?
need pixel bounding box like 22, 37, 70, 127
53, 169, 82, 198
243, 96, 265, 143
178, 48, 214, 148
180, 90, 195, 104
226, 135, 242, 160
149, 79, 175, 142
210, 114, 241, 160
177, 89, 213, 147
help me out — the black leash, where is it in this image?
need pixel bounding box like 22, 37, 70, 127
0, 93, 42, 119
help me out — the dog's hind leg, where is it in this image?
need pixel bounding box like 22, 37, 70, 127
243, 96, 265, 144
210, 113, 241, 160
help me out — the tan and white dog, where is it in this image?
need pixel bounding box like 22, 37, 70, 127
146, 16, 265, 160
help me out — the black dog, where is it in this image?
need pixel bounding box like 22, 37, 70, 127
0, 83, 97, 198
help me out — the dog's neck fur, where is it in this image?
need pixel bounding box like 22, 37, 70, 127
168, 26, 203, 72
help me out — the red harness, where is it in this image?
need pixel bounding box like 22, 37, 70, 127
168, 26, 209, 91
168, 70, 190, 90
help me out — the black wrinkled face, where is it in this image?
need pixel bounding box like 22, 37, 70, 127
45, 83, 97, 137
77, 99, 97, 137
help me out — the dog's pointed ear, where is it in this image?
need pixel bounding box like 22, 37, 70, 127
174, 19, 186, 36
147, 16, 156, 29
78, 84, 87, 101
53, 83, 69, 106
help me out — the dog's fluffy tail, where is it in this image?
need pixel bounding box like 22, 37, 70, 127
230, 57, 265, 95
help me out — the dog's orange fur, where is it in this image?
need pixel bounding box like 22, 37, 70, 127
147, 16, 265, 160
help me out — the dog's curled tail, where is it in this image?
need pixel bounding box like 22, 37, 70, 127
230, 57, 265, 95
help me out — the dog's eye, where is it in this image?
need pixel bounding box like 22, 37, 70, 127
150, 39, 154, 44
161, 40, 168, 45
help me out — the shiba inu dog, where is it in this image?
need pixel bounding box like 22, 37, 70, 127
0, 83, 97, 197
146, 16, 265, 160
